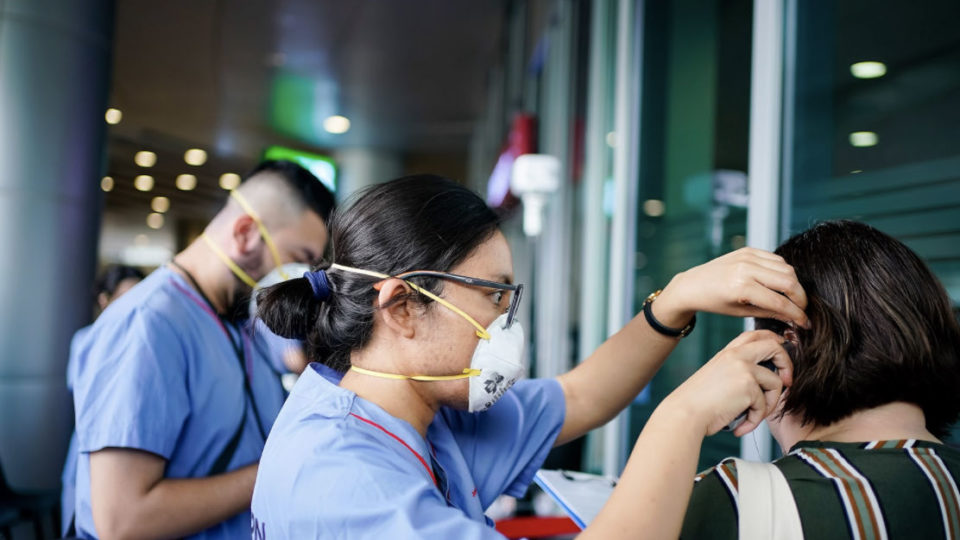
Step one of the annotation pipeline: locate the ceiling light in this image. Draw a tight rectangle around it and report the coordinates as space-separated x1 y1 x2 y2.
146 213 164 230
219 173 241 190
850 61 887 79
176 173 197 191
184 148 208 166
323 115 351 134
135 150 157 167
134 175 154 192
849 131 878 147
101 176 114 192
643 199 665 217
850 169 863 174
105 108 122 125
151 196 170 213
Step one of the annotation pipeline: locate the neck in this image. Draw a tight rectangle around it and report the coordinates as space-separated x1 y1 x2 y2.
171 239 235 315
784 401 939 450
340 347 439 437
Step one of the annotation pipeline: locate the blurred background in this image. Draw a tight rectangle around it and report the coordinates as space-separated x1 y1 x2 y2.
1 0 959 537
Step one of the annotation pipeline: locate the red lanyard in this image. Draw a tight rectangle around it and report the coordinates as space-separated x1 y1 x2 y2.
168 274 267 441
348 412 438 487
170 279 251 379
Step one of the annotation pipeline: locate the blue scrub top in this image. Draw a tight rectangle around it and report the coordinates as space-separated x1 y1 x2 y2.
251 363 566 539
71 266 287 539
60 325 91 535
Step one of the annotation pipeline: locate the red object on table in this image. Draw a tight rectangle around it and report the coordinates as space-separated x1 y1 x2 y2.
494 516 580 539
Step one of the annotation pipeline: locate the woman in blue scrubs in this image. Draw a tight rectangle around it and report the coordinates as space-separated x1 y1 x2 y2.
251 174 805 539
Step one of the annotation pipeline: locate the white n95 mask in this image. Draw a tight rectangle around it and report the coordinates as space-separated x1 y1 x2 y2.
348 312 527 413
467 313 525 412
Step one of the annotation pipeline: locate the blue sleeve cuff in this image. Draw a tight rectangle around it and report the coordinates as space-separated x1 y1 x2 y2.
503 378 566 498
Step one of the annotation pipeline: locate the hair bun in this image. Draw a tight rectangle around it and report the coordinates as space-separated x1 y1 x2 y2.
256 277 319 340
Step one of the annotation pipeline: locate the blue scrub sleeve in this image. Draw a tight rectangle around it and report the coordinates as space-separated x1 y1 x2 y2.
66 325 91 390
250 319 302 374
253 440 508 540
443 378 566 506
74 308 189 459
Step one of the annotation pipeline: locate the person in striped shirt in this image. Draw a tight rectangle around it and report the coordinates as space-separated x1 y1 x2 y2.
681 220 960 540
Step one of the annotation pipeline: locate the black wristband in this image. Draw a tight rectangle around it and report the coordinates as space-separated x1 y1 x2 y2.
642 290 696 338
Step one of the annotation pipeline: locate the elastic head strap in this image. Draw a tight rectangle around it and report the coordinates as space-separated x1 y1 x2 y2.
330 263 491 340
202 233 258 288
350 365 481 381
230 190 289 280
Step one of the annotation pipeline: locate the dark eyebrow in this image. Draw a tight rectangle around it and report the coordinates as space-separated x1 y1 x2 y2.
488 274 513 285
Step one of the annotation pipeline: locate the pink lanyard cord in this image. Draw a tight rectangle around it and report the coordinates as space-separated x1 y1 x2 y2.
348 412 438 487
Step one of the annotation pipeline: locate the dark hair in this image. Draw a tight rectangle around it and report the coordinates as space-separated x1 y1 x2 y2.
96 264 144 299
257 174 501 372
756 220 960 436
246 160 337 223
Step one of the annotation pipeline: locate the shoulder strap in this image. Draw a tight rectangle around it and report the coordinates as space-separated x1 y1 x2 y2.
732 458 804 540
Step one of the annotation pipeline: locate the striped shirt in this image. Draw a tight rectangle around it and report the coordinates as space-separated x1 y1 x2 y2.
681 440 960 540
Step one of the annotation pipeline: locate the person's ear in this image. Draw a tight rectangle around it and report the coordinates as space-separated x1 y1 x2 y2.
230 214 262 259
96 292 110 311
376 278 417 339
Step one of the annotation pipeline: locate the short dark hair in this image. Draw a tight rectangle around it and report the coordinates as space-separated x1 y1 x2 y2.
95 264 144 299
245 160 336 223
257 174 501 372
756 220 960 436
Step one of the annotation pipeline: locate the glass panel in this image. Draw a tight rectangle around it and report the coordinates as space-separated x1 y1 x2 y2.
628 0 754 470
786 0 960 440
578 0 620 474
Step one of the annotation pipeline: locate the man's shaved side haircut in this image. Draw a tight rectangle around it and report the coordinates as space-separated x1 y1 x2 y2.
242 160 336 224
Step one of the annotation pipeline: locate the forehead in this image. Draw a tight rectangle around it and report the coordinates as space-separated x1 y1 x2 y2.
449 230 514 282
276 211 329 253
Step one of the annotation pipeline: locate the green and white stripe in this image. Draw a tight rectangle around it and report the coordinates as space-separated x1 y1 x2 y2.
796 448 888 540
863 439 916 450
908 447 960 540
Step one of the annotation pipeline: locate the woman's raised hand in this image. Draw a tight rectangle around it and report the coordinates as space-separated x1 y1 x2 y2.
661 330 794 437
655 247 809 329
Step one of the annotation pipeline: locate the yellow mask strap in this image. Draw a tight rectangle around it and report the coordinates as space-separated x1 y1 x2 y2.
330 263 492 340
350 365 481 381
230 190 289 280
201 233 258 289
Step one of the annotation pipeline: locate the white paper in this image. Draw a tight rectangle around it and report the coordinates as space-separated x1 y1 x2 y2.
533 469 617 529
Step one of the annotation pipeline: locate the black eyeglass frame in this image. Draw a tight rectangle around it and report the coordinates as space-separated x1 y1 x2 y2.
393 270 524 329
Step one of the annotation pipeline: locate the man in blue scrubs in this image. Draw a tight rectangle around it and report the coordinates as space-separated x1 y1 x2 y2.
61 264 143 536
70 161 334 539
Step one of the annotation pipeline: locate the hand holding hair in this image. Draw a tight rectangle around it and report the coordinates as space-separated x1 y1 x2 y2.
661 329 794 437
652 247 810 331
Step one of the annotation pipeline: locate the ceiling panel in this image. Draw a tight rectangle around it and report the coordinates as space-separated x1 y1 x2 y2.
104 0 506 218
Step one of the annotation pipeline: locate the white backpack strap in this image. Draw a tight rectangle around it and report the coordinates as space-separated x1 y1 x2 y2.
732 458 804 540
